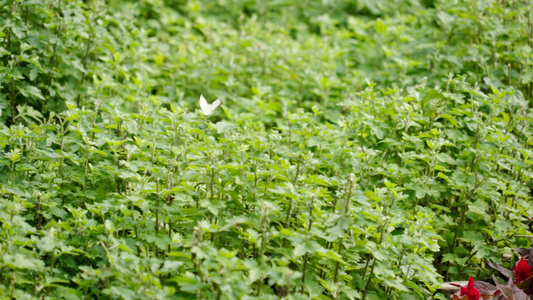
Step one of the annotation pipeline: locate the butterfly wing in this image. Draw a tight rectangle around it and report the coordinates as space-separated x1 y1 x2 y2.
199 95 209 112
211 99 220 110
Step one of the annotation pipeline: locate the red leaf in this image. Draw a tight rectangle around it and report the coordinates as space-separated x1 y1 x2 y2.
489 262 515 280
492 275 531 300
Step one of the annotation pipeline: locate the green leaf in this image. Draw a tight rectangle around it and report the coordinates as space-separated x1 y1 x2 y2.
4 254 45 271
19 85 44 100
405 281 423 298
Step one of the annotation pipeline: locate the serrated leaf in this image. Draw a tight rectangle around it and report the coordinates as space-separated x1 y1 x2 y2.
19 85 44 100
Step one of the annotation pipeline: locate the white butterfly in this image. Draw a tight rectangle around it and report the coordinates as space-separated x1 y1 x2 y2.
199 95 220 116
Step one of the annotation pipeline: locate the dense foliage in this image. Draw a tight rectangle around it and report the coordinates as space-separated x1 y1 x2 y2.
0 0 532 299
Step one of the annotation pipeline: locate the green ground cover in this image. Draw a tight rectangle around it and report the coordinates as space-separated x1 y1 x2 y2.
0 0 532 298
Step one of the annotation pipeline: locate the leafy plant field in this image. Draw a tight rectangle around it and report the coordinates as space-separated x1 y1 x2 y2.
1 0 532 299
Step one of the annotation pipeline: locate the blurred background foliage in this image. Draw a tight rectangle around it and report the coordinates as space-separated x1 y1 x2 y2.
2 0 531 123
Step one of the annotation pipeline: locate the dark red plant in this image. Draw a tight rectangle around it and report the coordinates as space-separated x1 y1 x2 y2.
458 277 480 300
451 237 533 299
514 258 533 283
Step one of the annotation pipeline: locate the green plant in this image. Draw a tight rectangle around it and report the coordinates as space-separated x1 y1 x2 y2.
1 0 532 299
